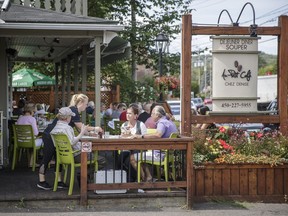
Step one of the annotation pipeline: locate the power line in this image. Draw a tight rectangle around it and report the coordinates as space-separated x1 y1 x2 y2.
259 37 276 44
240 3 288 25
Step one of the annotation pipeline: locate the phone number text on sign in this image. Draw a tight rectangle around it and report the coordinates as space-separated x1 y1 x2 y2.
221 102 252 108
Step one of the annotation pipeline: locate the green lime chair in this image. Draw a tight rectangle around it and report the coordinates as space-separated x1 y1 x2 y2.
12 124 42 171
137 132 179 191
51 133 98 195
104 120 124 135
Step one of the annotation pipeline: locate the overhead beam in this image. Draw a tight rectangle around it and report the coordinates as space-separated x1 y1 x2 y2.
191 115 279 124
0 29 104 38
192 26 281 36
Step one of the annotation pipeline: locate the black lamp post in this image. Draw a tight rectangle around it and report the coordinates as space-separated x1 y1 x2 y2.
155 33 169 101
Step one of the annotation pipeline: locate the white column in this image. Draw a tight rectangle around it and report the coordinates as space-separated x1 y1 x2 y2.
81 45 87 123
54 63 59 112
94 37 102 127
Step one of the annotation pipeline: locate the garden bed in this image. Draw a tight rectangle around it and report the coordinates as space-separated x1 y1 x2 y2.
193 163 288 203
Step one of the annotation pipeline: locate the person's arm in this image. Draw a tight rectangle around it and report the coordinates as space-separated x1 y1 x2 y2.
31 118 39 136
72 124 88 144
134 122 163 139
74 121 102 135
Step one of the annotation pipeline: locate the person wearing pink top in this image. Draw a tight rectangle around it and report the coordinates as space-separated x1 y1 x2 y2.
17 104 43 167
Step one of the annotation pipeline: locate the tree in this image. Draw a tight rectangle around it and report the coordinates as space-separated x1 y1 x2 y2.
88 0 193 80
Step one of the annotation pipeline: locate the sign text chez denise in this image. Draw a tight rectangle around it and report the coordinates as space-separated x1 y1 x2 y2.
219 38 254 51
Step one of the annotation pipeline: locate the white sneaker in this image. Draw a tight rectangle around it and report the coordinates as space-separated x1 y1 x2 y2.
137 189 145 193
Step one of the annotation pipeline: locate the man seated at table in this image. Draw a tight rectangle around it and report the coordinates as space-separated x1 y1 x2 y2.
131 105 178 182
50 107 89 163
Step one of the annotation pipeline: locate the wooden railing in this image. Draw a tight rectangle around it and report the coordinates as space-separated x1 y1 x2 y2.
79 137 194 209
12 0 87 16
13 88 118 112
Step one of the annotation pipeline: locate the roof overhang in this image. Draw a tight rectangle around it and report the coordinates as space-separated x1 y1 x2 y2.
0 3 127 63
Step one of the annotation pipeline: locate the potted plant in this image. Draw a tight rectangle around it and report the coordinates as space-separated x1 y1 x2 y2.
192 126 288 202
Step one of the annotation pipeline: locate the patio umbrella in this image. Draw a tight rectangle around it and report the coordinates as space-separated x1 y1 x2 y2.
12 68 55 87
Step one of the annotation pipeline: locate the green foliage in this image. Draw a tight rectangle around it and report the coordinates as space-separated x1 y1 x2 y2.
88 0 193 73
258 52 277 75
12 62 54 77
101 60 158 103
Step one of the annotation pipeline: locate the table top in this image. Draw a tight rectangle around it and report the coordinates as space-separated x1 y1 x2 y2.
81 135 122 140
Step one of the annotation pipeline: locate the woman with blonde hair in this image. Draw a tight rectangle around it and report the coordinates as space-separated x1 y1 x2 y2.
67 93 102 134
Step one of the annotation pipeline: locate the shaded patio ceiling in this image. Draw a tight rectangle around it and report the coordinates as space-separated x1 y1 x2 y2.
0 3 129 64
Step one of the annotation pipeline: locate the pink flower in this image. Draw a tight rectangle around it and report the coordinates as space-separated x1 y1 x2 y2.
219 126 226 133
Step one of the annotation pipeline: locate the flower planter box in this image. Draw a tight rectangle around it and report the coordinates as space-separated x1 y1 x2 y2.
193 164 288 203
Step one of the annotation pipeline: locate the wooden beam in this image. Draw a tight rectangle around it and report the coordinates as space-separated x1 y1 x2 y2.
278 16 288 135
192 26 281 36
181 14 192 136
191 115 279 124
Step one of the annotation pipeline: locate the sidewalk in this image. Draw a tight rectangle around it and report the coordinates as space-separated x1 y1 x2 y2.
0 202 287 215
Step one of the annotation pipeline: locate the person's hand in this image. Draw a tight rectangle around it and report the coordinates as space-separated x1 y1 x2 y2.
95 126 103 133
80 124 88 136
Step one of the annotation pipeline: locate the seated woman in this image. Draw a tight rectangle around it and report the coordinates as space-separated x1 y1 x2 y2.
16 104 43 167
132 105 178 182
118 104 147 182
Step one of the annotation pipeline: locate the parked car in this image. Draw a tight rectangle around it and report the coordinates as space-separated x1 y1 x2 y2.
266 98 278 114
264 99 279 130
166 100 197 121
204 98 212 110
167 100 197 111
216 123 264 132
204 98 212 105
191 97 204 110
170 106 181 121
166 100 181 121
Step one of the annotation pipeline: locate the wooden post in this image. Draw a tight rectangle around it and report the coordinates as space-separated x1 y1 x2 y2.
181 14 192 136
186 140 193 209
115 85 120 102
278 16 288 135
49 87 55 112
80 151 88 206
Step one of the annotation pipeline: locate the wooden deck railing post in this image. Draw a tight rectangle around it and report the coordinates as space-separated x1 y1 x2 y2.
186 140 194 209
80 151 88 206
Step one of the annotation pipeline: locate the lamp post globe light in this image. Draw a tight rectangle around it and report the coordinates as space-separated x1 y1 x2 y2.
155 33 169 101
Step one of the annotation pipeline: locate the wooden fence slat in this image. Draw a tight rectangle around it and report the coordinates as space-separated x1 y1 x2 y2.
230 169 240 195
213 169 222 195
257 168 266 195
248 168 257 195
284 168 288 195
222 169 231 195
204 170 213 195
274 168 284 194
195 170 205 196
266 168 274 195
240 169 248 195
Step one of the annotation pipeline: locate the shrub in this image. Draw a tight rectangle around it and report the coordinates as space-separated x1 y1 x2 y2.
193 126 288 166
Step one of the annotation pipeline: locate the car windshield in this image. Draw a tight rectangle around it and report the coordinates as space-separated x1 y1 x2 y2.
171 106 180 115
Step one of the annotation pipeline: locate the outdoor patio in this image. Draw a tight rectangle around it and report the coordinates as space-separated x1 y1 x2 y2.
0 164 186 212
